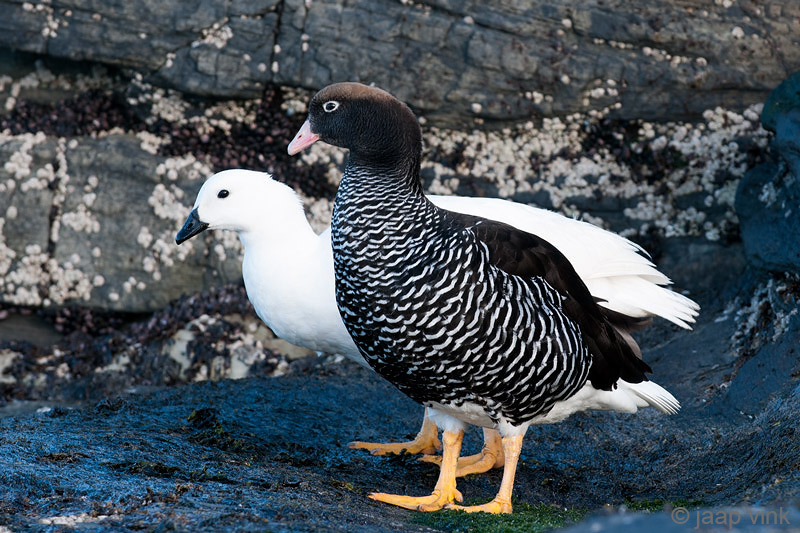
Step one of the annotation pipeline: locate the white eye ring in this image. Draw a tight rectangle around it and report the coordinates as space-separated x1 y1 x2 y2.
323 101 340 113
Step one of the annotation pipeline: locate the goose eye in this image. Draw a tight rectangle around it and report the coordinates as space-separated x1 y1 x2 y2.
217 189 229 199
323 101 340 113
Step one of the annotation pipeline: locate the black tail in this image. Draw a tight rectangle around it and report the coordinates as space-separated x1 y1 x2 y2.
596 302 653 360
584 304 653 389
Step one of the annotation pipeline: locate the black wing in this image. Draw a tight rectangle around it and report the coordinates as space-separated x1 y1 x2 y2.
446 210 651 390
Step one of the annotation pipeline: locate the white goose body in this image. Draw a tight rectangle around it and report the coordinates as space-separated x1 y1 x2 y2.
179 169 695 418
239 220 358 359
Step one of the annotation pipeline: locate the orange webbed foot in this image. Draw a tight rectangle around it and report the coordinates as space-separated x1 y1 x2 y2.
445 497 513 514
349 411 441 456
369 487 464 512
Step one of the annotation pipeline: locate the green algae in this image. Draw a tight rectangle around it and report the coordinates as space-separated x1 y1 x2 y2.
411 502 586 533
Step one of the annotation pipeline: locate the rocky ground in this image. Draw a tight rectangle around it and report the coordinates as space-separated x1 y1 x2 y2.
0 2 799 529
1 268 799 532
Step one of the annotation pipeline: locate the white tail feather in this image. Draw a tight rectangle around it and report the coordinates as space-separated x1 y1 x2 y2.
619 380 681 415
586 276 700 329
532 380 680 424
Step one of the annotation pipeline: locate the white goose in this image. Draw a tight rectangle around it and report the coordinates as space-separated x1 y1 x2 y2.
176 169 698 476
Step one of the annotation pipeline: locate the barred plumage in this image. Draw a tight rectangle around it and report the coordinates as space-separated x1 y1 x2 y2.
331 163 595 426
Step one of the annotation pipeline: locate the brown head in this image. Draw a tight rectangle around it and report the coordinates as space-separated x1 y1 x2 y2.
288 82 422 169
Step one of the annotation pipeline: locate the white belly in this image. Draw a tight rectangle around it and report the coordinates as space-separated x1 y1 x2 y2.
424 379 674 437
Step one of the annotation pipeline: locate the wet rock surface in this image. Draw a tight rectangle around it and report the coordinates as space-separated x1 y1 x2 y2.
1 266 800 531
0 362 434 531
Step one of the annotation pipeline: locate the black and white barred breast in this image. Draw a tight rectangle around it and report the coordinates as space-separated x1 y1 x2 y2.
331 169 592 427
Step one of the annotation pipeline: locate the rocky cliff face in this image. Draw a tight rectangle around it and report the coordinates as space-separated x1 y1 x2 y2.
1 1 797 312
0 54 774 312
1 0 797 126
0 60 318 312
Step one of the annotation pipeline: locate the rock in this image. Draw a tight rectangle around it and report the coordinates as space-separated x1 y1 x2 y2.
0 362 437 532
0 58 333 313
653 238 747 305
0 26 782 319
0 133 244 312
2 290 800 529
0 53 774 312
735 73 800 273
0 312 62 347
724 275 800 416
761 71 800 134
735 161 800 273
0 284 303 403
726 312 800 416
0 0 798 127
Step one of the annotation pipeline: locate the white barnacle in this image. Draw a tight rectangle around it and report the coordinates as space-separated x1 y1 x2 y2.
193 20 233 49
137 227 153 248
61 204 100 234
82 192 96 207
142 255 157 274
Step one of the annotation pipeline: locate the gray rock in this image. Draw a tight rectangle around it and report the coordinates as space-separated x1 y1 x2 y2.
736 82 800 273
0 63 771 312
0 18 781 314
0 134 243 312
0 0 798 127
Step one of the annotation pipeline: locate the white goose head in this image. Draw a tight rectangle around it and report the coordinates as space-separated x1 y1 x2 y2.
176 169 306 244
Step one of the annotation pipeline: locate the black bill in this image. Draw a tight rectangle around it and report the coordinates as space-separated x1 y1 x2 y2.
175 208 209 245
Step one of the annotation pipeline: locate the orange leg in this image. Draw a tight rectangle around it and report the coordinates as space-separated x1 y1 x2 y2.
419 427 504 477
446 434 523 514
369 429 464 511
349 409 442 456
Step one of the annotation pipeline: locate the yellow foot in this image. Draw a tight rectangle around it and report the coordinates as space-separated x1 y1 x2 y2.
349 412 442 456
419 449 505 477
348 436 441 456
446 498 513 514
419 428 504 476
369 488 464 511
